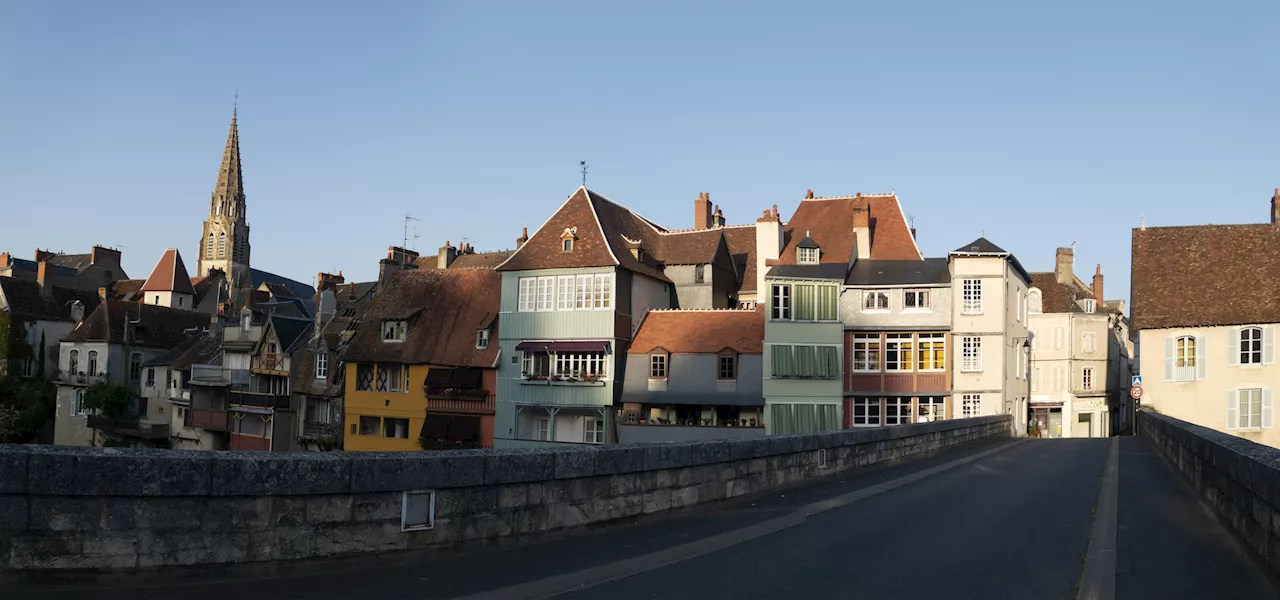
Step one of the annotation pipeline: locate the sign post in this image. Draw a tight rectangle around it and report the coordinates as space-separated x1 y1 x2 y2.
1132 375 1143 388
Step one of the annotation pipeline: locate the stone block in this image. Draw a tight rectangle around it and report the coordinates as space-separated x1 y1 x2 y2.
642 488 672 514
28 446 212 497
271 497 308 527
669 485 698 509
250 528 317 562
315 522 407 556
549 501 593 528
498 484 530 509
28 496 101 532
726 439 761 462
0 447 28 494
203 497 272 531
527 481 546 506
350 450 484 492
609 474 639 496
211 452 350 496
689 441 730 466
484 450 555 485
594 445 645 475
136 497 207 532
306 495 354 524
9 534 139 570
0 495 28 532
352 492 402 523
554 448 598 479
462 511 515 541
696 480 727 503
434 487 498 518
137 531 249 567
512 505 551 534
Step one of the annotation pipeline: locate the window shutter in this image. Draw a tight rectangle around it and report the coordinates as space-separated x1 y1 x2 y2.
1226 390 1238 430
1265 389 1275 429
1266 326 1276 365
1195 335 1207 380
1228 328 1240 367
1164 336 1174 381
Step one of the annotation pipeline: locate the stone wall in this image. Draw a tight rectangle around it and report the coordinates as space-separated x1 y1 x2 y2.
1138 410 1280 574
0 415 1009 574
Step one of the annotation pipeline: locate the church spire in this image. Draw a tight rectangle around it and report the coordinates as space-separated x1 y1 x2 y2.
210 110 245 221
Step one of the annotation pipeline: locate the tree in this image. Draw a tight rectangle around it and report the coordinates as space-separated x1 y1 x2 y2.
0 405 21 443
82 381 133 419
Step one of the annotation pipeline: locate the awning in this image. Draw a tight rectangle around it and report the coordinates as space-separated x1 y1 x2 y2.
446 416 480 441
547 341 610 353
420 415 450 439
424 369 453 387
424 367 484 389
514 341 551 352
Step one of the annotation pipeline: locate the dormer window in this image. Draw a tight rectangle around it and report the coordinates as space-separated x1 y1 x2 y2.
563 239 573 252
560 227 578 253
382 320 407 342
476 328 490 349
798 247 818 264
1082 299 1096 313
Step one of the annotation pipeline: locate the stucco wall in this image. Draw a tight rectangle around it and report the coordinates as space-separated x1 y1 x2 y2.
839 285 952 329
0 415 1010 576
621 353 764 406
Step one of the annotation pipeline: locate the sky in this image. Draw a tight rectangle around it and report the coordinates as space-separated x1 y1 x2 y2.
3 1 1280 303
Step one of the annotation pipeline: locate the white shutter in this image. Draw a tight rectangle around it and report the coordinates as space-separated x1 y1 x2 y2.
1195 335 1208 380
1265 389 1275 429
1265 326 1276 365
1164 336 1175 381
1228 328 1240 367
1227 390 1238 430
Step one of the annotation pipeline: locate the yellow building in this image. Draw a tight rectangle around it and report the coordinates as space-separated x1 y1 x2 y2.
343 362 429 451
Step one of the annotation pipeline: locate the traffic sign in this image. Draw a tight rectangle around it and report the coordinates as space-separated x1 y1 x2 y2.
1132 375 1143 387
1131 386 1143 400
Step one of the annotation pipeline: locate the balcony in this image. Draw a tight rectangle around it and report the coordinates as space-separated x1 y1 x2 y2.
86 415 170 440
189 365 250 389
59 373 108 386
229 391 291 410
230 433 271 451
251 354 288 374
187 409 230 432
425 392 496 415
301 421 340 439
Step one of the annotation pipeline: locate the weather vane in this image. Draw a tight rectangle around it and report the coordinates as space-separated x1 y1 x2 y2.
233 89 239 115
580 159 588 187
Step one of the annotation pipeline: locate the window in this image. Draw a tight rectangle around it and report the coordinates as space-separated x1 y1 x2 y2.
816 346 839 379
563 238 573 252
961 337 982 372
798 247 818 264
383 417 409 439
555 352 608 378
885 334 914 372
695 264 706 283
962 279 982 314
1083 333 1097 354
69 349 78 374
1034 366 1042 391
378 364 403 392
178 296 184 307
315 351 328 379
1082 299 1096 313
129 353 141 381
536 276 554 311
862 291 889 311
584 417 605 444
961 394 980 417
205 233 215 258
917 334 945 371
1028 289 1042 314
73 389 86 416
918 397 945 422
1082 368 1094 391
771 345 794 378
358 416 380 435
476 329 490 349
356 363 374 391
518 277 536 312
217 232 227 258
1173 335 1197 381
718 355 736 380
522 352 551 378
594 274 610 309
1228 388 1271 430
381 320 406 342
20 357 33 378
267 342 277 354
904 290 931 310
852 397 881 426
650 354 667 379
1240 327 1263 365
571 274 611 309
1054 327 1065 350
885 398 912 426
401 490 435 532
771 284 791 320
87 351 98 376
557 276 575 310
536 418 550 441
146 367 155 387
852 334 881 372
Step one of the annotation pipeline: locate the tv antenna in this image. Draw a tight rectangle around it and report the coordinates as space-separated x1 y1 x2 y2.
403 215 420 250
580 159 588 187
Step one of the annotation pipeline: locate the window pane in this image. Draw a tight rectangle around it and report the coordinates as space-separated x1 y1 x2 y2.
359 416 380 435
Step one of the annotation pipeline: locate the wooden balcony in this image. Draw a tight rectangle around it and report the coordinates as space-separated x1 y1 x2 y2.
228 391 291 410
251 354 288 375
425 390 496 415
86 416 170 440
187 409 230 432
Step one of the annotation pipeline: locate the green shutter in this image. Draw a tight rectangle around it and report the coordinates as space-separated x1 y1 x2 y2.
772 345 794 378
818 285 837 320
794 345 817 378
818 404 838 431
771 403 795 434
817 346 839 379
795 285 815 320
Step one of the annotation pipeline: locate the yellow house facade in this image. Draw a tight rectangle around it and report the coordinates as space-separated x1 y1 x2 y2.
343 362 427 451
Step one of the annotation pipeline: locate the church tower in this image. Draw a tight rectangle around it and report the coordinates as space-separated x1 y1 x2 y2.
197 111 253 304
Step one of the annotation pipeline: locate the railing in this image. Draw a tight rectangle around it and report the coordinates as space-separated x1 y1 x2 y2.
229 391 290 410
189 366 250 389
187 409 230 431
301 421 340 439
86 416 170 440
425 393 496 415
252 354 286 372
59 373 108 386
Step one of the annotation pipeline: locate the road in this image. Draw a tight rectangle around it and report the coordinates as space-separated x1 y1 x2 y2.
11 436 1280 600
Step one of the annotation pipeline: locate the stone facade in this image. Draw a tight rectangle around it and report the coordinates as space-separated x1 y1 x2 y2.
0 415 1009 576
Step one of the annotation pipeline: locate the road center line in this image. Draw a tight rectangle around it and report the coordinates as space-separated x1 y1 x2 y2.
1077 436 1119 600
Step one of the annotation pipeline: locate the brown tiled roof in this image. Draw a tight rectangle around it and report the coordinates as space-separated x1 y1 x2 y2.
775 194 921 265
293 288 374 397
414 255 439 269
64 301 211 349
110 280 145 301
342 269 501 367
450 250 515 270
142 333 219 368
0 278 101 322
1028 273 1119 315
141 249 197 295
655 229 724 266
629 309 764 354
1132 223 1280 330
721 227 758 293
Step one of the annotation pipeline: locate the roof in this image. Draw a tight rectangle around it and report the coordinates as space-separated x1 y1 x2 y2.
45 253 91 271
262 282 296 298
655 229 725 266
629 309 764 354
450 250 515 270
1028 272 1119 315
141 249 197 295
775 194 922 265
110 280 146 301
267 315 314 354
721 227 758 293
64 301 211 349
950 237 1032 283
4 257 77 277
0 278 102 322
249 268 315 299
142 333 219 368
335 281 377 303
766 263 850 281
846 258 951 286
1131 223 1280 330
293 286 376 397
343 268 501 367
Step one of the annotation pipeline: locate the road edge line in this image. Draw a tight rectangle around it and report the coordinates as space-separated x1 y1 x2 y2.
1077 436 1119 600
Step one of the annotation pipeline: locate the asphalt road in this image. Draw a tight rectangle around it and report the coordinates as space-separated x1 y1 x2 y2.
12 436 1280 600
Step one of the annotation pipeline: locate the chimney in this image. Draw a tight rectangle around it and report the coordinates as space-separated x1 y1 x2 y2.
805 189 814 199
36 260 52 297
69 300 85 323
437 240 458 270
755 206 785 298
1092 264 1104 302
316 271 345 293
517 227 529 248
852 207 871 260
0 252 9 269
910 227 917 241
1055 247 1074 284
97 281 114 300
694 192 712 230
315 289 337 339
34 249 54 263
1271 188 1280 224
712 206 726 228
90 245 121 267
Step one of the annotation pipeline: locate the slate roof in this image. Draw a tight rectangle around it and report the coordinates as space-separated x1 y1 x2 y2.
450 250 515 270
774 194 922 265
630 309 764 354
950 237 1032 283
249 268 315 299
64 301 211 349
141 249 197 295
267 315 314 354
4 257 77 277
292 288 375 398
45 253 92 271
343 268 501 367
846 259 952 286
0 278 101 321
335 281 377 303
766 263 851 281
1131 223 1280 330
721 227 759 293
142 333 219 368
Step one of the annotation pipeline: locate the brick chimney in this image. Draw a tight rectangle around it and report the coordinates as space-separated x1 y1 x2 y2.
317 271 346 293
36 260 52 298
437 240 458 270
805 189 815 199
516 227 529 248
34 249 54 262
1055 247 1074 284
694 192 713 230
1271 188 1279 224
852 207 871 260
1092 264 1104 302
0 252 9 269
90 245 121 267
712 206 726 228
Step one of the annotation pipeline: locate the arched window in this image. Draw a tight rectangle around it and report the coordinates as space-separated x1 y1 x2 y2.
1027 289 1043 314
73 389 86 416
1240 327 1263 365
87 350 98 376
206 233 215 259
69 349 79 374
217 232 227 258
130 352 142 381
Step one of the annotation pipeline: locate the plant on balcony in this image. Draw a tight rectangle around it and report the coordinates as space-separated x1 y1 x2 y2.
425 385 486 400
522 374 547 381
581 373 602 383
83 381 133 419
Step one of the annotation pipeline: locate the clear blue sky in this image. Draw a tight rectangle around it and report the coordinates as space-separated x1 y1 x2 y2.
3 1 1279 302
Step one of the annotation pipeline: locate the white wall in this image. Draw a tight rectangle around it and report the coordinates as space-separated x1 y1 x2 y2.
950 255 1029 430
630 274 671 338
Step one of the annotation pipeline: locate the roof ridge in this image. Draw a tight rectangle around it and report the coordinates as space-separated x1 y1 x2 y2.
648 308 758 312
658 224 755 234
583 187 670 234
1135 222 1274 231
805 192 897 201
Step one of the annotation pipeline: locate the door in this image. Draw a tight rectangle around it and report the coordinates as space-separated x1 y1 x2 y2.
1074 412 1093 438
1048 409 1063 439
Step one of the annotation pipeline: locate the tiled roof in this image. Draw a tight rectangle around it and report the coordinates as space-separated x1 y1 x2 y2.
1028 272 1118 315
654 229 724 266
721 227 758 293
64 301 211 349
629 309 764 354
249 268 315 299
293 288 375 397
141 249 197 295
45 253 91 271
1131 223 1280 330
142 333 219 368
953 237 1007 254
450 251 515 270
775 194 922 265
342 268 501 367
846 259 951 286
110 280 146 301
0 278 101 321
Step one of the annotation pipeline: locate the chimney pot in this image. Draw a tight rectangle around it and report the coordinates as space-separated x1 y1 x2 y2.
1092 263 1105 302
694 192 713 230
805 189 814 199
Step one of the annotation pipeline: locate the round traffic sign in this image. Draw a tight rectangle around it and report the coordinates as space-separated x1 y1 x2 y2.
1131 386 1143 399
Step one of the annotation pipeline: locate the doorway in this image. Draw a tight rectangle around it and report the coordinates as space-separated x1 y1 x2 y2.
1074 412 1093 438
